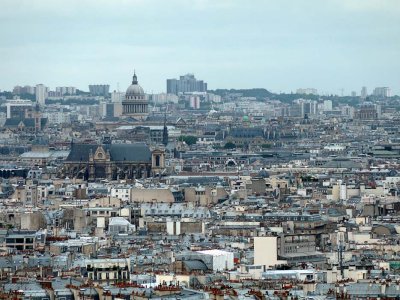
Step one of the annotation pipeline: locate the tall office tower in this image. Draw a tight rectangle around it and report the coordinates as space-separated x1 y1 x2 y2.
166 74 207 94
35 84 48 105
373 87 391 98
360 86 368 99
89 84 110 96
166 79 178 94
351 91 356 97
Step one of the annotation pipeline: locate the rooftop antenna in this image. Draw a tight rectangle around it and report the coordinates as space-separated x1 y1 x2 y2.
117 82 120 93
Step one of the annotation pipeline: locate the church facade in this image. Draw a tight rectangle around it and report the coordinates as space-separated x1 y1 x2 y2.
63 143 165 181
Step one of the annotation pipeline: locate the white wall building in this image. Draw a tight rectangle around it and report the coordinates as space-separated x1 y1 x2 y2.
56 86 76 95
5 99 33 118
152 93 179 104
196 249 234 271
35 84 48 105
254 236 287 268
189 95 201 109
373 87 391 97
110 186 132 201
111 91 125 103
323 100 332 111
44 111 71 124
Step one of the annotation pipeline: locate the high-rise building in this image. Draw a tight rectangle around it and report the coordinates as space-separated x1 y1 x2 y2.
360 86 368 99
167 74 207 94
13 85 36 95
351 91 356 97
189 95 201 109
35 84 48 105
372 87 391 98
290 99 318 117
56 86 76 95
89 84 110 96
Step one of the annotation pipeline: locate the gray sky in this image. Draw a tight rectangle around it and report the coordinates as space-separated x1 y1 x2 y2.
1 0 399 95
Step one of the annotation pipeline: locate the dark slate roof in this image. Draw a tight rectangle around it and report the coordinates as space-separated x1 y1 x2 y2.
4 118 23 126
183 260 208 271
146 115 183 124
346 283 381 296
230 127 265 138
66 143 152 162
322 158 361 169
102 116 120 122
4 118 47 128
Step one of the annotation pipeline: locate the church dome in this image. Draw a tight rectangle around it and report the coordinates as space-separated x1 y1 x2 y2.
122 71 149 119
126 72 144 96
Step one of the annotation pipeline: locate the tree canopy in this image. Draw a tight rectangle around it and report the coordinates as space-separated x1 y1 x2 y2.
178 135 197 146
224 142 236 149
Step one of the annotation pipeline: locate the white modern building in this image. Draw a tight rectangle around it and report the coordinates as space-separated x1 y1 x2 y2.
189 95 200 109
254 236 287 268
111 90 125 103
373 87 391 98
323 100 333 111
35 84 48 105
5 99 33 118
56 86 76 95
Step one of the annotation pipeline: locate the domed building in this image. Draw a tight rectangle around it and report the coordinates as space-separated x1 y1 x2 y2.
122 72 148 120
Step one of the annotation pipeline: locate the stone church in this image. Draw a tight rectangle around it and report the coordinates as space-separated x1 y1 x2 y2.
63 142 165 181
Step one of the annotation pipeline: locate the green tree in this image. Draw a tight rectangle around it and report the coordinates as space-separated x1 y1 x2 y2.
261 143 272 149
178 135 197 146
224 142 236 149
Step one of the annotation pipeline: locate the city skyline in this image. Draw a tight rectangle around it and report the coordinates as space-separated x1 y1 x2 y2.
0 0 399 95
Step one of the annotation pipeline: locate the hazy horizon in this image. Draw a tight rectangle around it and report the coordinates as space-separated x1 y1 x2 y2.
1 0 399 95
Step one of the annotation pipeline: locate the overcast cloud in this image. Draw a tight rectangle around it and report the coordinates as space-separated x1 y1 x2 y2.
0 0 399 95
